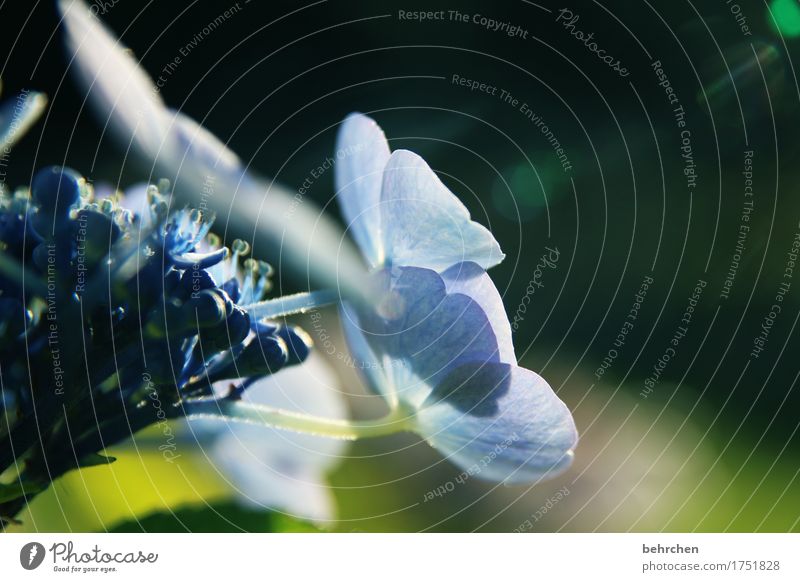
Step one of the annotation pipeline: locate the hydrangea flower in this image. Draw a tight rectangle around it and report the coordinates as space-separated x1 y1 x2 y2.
333 114 578 484
0 166 319 524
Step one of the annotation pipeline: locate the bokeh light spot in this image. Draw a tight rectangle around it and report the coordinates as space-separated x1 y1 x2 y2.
770 0 800 37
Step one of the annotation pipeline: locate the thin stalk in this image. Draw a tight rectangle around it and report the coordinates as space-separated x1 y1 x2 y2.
183 397 413 440
242 289 339 320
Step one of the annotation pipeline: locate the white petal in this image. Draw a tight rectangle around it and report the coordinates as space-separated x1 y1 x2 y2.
0 91 47 151
207 354 347 523
417 362 577 484
334 113 391 268
380 150 504 272
59 0 168 157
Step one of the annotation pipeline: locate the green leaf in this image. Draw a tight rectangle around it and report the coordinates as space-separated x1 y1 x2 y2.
107 501 320 533
0 480 46 503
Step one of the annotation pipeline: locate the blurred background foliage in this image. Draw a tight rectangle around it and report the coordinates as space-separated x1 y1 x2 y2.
2 0 799 531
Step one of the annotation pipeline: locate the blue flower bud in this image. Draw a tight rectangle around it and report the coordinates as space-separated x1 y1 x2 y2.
277 325 312 365
210 332 288 381
243 332 288 374
183 289 229 328
74 209 121 264
207 287 235 318
31 166 82 217
146 290 227 339
221 277 240 303
224 306 251 346
196 305 251 355
176 267 217 300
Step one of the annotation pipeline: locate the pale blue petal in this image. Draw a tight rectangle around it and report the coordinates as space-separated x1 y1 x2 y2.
440 261 515 364
380 150 505 272
168 110 245 182
212 447 337 523
206 355 346 523
334 113 390 268
416 362 577 484
344 266 503 408
0 91 47 151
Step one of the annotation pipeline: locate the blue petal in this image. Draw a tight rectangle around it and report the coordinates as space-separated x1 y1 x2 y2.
380 150 505 272
440 261 515 364
416 362 577 484
334 113 390 268
343 266 504 408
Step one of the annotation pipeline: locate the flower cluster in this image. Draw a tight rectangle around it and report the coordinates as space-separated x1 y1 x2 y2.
0 166 311 523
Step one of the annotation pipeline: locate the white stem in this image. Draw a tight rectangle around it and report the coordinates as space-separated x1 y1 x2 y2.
184 398 413 440
243 290 339 320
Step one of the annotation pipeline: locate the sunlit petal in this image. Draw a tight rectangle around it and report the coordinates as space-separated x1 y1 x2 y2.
417 362 577 484
380 150 505 271
334 112 391 268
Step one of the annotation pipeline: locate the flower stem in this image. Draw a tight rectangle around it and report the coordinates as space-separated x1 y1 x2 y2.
183 398 412 440
242 289 339 320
